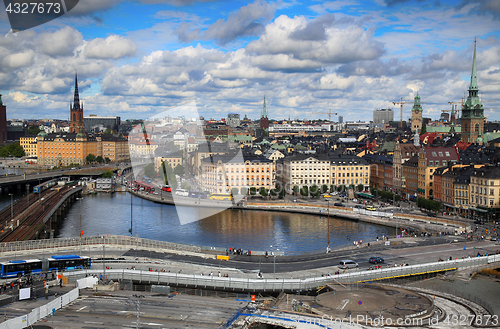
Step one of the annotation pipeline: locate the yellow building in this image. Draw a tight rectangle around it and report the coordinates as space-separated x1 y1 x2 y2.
96 135 130 163
469 166 500 218
36 132 97 167
20 136 37 157
330 155 370 188
200 155 274 194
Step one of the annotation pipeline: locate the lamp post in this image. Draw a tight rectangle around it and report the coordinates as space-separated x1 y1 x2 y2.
9 193 13 219
327 199 330 252
76 197 83 255
270 245 279 278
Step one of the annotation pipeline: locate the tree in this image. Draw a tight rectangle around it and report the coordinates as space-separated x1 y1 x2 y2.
300 186 309 198
420 122 427 135
270 189 278 197
173 164 185 177
250 187 257 196
357 184 364 192
102 170 113 178
330 185 336 193
104 128 112 135
310 185 319 198
104 157 111 163
321 184 328 194
240 187 249 196
293 185 299 195
5 143 25 157
231 188 239 196
180 182 191 190
28 125 41 135
259 187 268 197
95 156 104 163
86 154 96 164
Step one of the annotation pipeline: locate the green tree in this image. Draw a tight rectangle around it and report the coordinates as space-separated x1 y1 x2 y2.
6 143 25 157
104 157 111 163
250 187 257 196
330 185 336 193
95 156 104 163
300 186 309 197
310 185 319 198
180 182 191 190
321 184 328 194
102 170 113 178
86 154 96 164
28 125 41 135
357 184 364 192
420 122 427 135
293 185 299 195
173 164 185 177
104 128 112 135
259 187 268 197
270 188 278 197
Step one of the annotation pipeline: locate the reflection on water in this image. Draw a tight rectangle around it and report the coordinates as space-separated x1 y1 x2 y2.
56 193 393 255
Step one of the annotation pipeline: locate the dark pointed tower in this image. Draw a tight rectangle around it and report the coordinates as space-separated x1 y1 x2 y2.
70 72 85 134
461 38 484 143
260 96 269 136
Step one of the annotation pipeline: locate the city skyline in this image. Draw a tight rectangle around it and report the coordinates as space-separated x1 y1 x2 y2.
0 0 499 121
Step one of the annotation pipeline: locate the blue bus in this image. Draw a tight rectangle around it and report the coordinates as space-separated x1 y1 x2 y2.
0 255 91 278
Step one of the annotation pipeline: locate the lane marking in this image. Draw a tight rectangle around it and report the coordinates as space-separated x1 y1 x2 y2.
77 306 87 312
337 299 349 310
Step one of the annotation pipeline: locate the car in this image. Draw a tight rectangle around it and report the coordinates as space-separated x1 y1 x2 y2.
354 205 364 209
339 194 347 197
352 198 358 203
427 213 437 217
369 256 384 264
474 220 483 225
366 206 376 211
338 260 358 269
322 194 332 198
334 202 344 207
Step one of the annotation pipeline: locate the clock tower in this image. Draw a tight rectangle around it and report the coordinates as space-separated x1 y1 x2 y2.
461 39 484 144
411 93 423 133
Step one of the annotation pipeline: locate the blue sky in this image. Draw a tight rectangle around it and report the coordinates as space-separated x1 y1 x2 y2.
0 0 499 122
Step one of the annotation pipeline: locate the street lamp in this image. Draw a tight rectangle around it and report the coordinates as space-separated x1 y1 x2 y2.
327 199 330 252
9 193 13 219
76 197 83 255
270 245 279 278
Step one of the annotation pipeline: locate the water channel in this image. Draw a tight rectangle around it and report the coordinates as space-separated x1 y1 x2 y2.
52 192 394 255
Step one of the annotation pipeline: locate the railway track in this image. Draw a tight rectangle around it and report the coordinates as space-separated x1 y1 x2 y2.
0 186 73 242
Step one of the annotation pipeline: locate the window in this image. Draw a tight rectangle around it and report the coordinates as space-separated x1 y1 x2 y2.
490 189 495 196
490 199 494 206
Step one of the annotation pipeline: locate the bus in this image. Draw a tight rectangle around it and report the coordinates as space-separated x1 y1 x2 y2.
175 189 189 196
209 193 233 201
188 191 209 199
161 185 172 192
0 255 91 278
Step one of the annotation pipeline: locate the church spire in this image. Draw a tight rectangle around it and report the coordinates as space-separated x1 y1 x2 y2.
73 72 80 110
470 37 478 91
262 96 268 119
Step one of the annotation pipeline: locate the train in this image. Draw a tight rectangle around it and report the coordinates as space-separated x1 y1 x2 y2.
32 178 60 193
0 255 91 278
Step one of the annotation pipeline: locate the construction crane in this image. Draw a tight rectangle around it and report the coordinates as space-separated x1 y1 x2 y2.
393 97 427 128
312 109 338 124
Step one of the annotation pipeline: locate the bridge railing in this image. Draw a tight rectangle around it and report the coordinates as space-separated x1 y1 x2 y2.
61 254 500 292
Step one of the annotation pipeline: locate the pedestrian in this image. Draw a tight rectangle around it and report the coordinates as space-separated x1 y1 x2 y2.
59 278 63 288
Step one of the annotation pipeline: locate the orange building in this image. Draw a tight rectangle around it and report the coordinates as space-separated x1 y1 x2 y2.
37 132 97 167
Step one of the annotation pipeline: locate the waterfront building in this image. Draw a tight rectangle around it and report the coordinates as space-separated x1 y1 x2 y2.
95 135 130 162
392 142 420 194
200 154 274 194
402 155 419 200
417 147 460 199
282 154 331 188
461 40 485 144
410 94 423 133
154 146 183 172
330 155 370 188
20 135 38 157
36 132 98 167
373 108 394 124
128 140 158 158
469 165 500 219
363 154 393 191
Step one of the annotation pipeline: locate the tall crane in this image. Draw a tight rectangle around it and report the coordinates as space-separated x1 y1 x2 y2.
312 109 338 124
393 97 427 128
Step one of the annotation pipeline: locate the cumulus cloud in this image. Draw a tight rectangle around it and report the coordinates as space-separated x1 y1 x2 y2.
456 0 500 20
84 35 137 59
337 58 413 77
176 0 277 45
2 50 35 69
36 26 83 56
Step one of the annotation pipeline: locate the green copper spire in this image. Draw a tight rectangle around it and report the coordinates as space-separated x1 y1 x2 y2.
470 38 478 91
262 96 268 119
0 94 3 106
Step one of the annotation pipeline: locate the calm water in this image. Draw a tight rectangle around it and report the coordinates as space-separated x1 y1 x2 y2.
56 193 393 255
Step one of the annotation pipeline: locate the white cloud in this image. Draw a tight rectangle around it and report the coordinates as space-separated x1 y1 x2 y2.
84 35 137 59
36 26 83 56
2 50 35 69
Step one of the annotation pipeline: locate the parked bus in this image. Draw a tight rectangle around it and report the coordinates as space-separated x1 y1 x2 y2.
209 193 233 201
188 191 209 199
161 185 172 192
175 189 189 196
0 255 91 278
